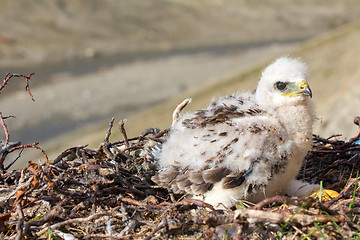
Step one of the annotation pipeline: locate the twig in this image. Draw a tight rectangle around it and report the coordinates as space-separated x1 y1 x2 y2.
4 148 24 170
15 203 24 240
144 218 168 240
0 175 33 203
119 119 130 149
172 98 191 127
36 212 106 237
251 195 303 210
0 112 13 146
325 176 360 208
234 209 343 225
120 197 146 206
52 145 88 165
0 142 48 165
0 141 21 169
24 205 64 234
0 73 36 101
178 198 215 211
84 233 144 239
104 117 115 143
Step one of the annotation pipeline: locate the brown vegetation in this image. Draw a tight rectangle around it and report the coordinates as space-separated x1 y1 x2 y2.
0 112 360 239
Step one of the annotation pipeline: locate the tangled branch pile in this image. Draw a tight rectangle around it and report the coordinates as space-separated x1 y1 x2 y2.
0 116 359 239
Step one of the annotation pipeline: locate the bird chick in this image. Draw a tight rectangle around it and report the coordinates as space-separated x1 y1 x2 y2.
152 57 319 209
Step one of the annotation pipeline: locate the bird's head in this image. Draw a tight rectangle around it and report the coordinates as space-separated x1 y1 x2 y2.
255 57 312 111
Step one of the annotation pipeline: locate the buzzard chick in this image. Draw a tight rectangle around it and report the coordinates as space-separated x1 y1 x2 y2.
152 57 319 208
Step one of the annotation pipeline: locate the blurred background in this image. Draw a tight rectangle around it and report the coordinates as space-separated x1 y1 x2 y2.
1 0 360 168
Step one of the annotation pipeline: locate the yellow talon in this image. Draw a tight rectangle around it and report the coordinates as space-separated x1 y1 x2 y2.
310 189 340 202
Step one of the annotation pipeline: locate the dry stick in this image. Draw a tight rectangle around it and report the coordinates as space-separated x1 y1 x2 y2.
15 203 25 240
330 198 360 211
36 212 106 237
251 195 303 210
171 98 191 127
0 176 33 203
24 206 64 234
101 118 116 159
0 73 36 101
1 143 49 163
179 198 215 211
0 112 11 146
104 117 115 143
119 119 130 149
52 145 87 165
325 176 360 208
84 233 144 239
144 218 168 240
4 148 24 170
120 197 146 206
234 209 343 225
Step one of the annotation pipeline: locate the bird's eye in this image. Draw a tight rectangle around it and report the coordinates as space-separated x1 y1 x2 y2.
275 82 287 91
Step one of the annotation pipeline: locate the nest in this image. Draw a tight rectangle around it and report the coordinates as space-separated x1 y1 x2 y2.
1 117 360 240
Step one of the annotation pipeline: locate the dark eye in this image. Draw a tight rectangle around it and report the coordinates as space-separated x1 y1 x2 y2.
275 81 287 91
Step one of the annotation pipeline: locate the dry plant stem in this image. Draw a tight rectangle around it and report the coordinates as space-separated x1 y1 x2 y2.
119 119 130 149
104 117 115 143
144 218 168 240
179 198 215 210
15 203 24 240
0 112 10 146
330 198 360 211
24 206 64 234
325 176 360 208
84 233 144 239
171 98 191 127
4 149 24 170
234 209 343 225
120 197 145 206
0 176 33 203
36 212 106 237
0 73 36 101
251 195 303 210
52 145 87 165
1 143 49 164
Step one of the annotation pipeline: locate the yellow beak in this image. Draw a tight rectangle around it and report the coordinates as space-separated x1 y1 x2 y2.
299 81 312 98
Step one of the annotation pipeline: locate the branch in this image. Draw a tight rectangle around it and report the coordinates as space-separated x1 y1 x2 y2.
0 73 36 101
119 119 130 149
15 203 24 240
36 212 106 237
0 112 14 146
104 117 115 143
0 143 49 170
234 209 343 225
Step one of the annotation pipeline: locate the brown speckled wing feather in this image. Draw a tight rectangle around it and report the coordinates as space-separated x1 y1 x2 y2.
152 166 252 195
182 104 262 129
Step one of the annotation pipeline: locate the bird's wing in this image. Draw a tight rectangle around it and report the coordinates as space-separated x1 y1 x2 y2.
152 166 253 196
181 93 261 128
182 103 263 129
154 94 289 196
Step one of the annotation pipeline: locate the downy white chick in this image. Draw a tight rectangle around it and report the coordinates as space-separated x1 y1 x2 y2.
152 57 320 208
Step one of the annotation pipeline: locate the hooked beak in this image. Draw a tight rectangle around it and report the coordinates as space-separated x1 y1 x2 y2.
299 81 312 98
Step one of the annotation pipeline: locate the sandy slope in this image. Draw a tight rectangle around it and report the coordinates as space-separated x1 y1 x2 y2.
1 0 360 69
